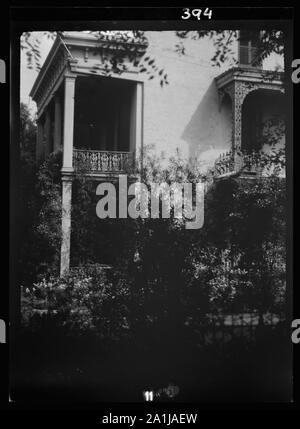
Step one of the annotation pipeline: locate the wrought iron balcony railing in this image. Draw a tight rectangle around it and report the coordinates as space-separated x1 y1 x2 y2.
213 150 263 178
241 152 263 174
214 151 235 177
73 149 133 173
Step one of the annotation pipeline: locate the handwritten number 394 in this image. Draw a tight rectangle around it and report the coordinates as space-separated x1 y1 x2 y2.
181 8 212 20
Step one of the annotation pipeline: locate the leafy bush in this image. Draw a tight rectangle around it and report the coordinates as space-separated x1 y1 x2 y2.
21 265 132 342
19 147 64 284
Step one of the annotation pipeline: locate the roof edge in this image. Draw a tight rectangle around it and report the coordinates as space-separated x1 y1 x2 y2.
29 35 63 101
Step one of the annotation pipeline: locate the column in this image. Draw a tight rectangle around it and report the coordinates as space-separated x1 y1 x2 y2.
60 176 73 276
130 82 143 170
54 94 62 152
62 74 76 173
36 119 44 162
44 109 51 158
232 83 243 170
60 74 76 276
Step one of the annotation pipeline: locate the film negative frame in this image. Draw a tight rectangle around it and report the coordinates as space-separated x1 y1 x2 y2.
3 3 299 415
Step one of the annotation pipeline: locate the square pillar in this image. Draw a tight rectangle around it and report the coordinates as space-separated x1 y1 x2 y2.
231 83 243 170
60 74 76 276
62 74 76 174
59 75 76 276
130 82 143 170
60 176 73 276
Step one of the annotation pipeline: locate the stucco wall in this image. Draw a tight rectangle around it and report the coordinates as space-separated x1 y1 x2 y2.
141 32 238 170
139 31 284 171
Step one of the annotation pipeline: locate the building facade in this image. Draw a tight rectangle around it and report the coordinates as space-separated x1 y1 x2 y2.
29 30 286 275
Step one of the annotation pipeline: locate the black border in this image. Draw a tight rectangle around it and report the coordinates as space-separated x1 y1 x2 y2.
3 4 298 414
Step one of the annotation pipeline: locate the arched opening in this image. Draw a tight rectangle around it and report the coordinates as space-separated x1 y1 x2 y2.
241 89 285 153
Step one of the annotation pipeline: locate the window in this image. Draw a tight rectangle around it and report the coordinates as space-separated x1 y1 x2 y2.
239 30 262 68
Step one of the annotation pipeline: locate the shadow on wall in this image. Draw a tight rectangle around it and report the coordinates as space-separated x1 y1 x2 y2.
182 80 232 169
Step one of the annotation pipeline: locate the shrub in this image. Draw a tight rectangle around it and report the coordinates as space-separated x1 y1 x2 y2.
21 265 131 342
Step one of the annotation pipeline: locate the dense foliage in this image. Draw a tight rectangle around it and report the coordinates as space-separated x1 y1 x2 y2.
20 139 286 348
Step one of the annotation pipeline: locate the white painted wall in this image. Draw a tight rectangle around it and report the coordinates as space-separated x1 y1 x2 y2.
138 32 283 171
141 32 238 170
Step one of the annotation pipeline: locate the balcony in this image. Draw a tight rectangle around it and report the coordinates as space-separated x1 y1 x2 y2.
213 151 235 177
213 150 263 179
73 149 133 174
